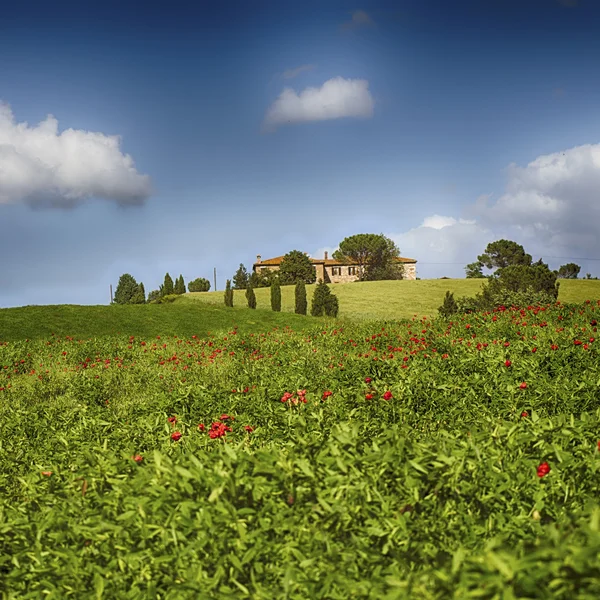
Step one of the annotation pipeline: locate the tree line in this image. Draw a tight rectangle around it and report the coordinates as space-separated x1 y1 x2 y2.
113 273 211 305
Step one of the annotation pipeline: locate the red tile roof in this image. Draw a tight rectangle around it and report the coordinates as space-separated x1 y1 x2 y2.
254 255 417 267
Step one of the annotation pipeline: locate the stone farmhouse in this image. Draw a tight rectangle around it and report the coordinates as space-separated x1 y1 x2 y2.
253 252 417 283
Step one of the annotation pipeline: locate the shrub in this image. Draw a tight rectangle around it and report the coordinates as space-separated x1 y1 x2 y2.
188 278 211 293
270 277 281 312
438 291 458 317
325 293 339 317
245 285 257 309
311 280 339 317
147 290 161 303
295 280 307 315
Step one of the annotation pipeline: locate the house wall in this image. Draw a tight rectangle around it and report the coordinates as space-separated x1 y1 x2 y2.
256 262 417 281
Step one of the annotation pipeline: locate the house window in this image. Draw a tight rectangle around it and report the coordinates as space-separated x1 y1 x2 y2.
348 267 357 276
332 267 341 276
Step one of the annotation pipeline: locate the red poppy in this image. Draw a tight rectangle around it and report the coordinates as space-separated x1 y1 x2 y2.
364 377 372 383
322 390 333 400
365 393 373 400
132 454 143 464
167 416 177 424
519 382 527 389
505 360 512 367
383 391 393 400
521 411 528 418
244 425 254 433
171 431 182 441
41 471 53 477
198 423 206 432
537 462 550 478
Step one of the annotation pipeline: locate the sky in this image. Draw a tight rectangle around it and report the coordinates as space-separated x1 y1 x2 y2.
2 0 600 307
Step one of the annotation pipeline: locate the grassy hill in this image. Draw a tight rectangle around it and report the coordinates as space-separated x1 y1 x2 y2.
185 278 600 321
2 279 599 343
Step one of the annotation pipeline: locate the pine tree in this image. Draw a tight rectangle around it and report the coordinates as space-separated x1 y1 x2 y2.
131 282 146 304
224 279 233 307
174 275 186 295
246 284 257 309
163 273 174 296
295 280 307 315
270 277 281 312
438 291 458 317
233 264 249 290
114 274 139 305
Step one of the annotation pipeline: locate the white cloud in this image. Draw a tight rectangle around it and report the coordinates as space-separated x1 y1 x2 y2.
282 64 316 80
0 102 151 209
262 77 374 132
341 10 375 30
386 142 600 278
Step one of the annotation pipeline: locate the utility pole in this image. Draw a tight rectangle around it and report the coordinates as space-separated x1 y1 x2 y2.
110 284 113 304
213 268 217 292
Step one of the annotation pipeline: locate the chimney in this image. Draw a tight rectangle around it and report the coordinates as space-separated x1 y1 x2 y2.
324 251 328 260
256 255 261 264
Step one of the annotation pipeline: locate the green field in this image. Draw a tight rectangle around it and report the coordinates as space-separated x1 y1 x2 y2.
1 300 600 597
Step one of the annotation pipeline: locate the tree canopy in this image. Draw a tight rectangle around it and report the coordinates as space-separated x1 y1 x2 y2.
557 263 581 279
188 278 211 292
279 250 316 285
233 264 249 290
114 274 139 305
333 234 402 281
477 240 532 270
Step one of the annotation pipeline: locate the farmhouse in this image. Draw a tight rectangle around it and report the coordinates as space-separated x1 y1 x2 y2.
253 252 417 283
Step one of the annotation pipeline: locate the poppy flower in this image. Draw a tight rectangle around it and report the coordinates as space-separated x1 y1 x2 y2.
244 425 254 433
132 454 143 464
382 391 393 400
171 431 182 441
322 390 333 400
521 411 528 418
41 471 53 477
537 462 550 478
168 416 177 424
505 360 511 367
364 377 372 383
519 382 527 389
198 423 206 432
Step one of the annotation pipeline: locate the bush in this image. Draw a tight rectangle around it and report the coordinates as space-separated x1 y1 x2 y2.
438 291 458 317
147 289 161 304
270 278 281 312
295 280 307 315
311 280 339 317
245 285 257 309
157 294 179 304
188 278 211 293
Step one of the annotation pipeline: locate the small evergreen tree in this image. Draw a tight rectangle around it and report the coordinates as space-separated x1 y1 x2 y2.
295 280 307 315
233 264 249 290
130 282 146 304
438 291 458 317
325 293 339 317
174 275 186 295
114 273 139 305
270 277 281 312
147 289 161 303
246 284 257 309
224 279 233 307
163 273 174 296
311 280 329 316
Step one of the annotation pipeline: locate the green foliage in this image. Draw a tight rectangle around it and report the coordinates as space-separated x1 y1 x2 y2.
249 268 278 288
224 279 233 307
333 233 401 281
130 282 146 305
188 277 211 292
557 263 581 279
2 302 600 596
465 261 485 278
279 250 317 285
233 264 249 290
487 262 559 299
311 280 339 317
270 277 281 312
114 274 139 305
163 273 174 296
173 275 186 295
156 293 179 304
245 284 257 309
295 279 307 315
438 290 458 316
477 239 532 270
146 289 161 304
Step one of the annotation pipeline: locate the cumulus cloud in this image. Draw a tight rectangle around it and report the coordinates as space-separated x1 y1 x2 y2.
0 102 151 209
262 77 374 132
340 10 375 30
386 142 600 278
282 64 316 80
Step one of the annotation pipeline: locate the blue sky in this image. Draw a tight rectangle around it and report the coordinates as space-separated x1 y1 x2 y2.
2 0 600 307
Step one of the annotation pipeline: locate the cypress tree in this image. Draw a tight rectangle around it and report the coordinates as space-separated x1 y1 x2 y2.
224 279 233 307
131 282 146 304
295 280 307 315
233 264 249 290
325 293 339 317
310 280 329 316
438 291 458 317
114 274 138 305
173 275 186 295
270 277 281 312
163 273 174 296
246 284 257 309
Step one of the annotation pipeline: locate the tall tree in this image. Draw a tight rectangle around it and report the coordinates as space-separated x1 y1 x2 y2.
295 280 307 315
332 233 401 281
174 275 186 295
465 261 485 278
130 282 146 304
279 250 316 285
163 273 174 296
224 279 233 307
557 263 581 279
233 264 249 290
477 240 532 270
245 284 257 309
270 276 281 312
114 274 138 305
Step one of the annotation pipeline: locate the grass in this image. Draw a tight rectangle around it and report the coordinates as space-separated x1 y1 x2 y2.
0 302 328 343
185 278 600 321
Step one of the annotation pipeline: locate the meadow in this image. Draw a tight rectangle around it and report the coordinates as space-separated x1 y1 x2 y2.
1 289 600 598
